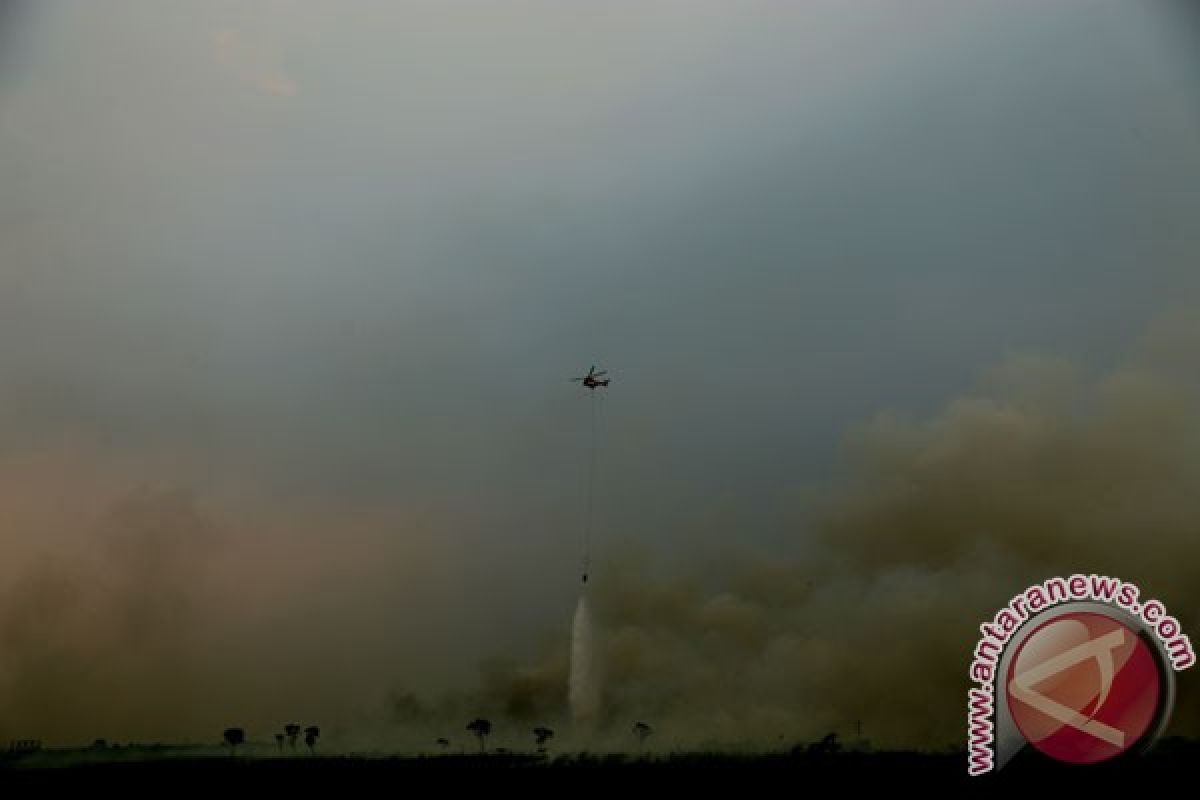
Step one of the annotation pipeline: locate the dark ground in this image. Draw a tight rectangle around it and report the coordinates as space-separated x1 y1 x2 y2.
3 740 1198 795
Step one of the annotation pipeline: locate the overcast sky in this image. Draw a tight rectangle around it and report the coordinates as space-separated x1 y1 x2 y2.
1 1 1199 744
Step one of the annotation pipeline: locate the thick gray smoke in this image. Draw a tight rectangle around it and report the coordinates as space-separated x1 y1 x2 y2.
0 452 475 747
430 309 1200 751
0 489 219 741
5 311 1200 752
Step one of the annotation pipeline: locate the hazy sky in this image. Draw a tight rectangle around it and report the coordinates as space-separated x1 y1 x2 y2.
1 1 1199 747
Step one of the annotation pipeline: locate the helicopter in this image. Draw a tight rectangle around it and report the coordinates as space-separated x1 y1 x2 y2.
571 365 610 389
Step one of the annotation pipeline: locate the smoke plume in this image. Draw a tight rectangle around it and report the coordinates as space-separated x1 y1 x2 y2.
4 311 1200 752
443 309 1200 751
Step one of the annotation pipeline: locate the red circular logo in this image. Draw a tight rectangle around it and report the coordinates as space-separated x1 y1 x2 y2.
1006 611 1161 764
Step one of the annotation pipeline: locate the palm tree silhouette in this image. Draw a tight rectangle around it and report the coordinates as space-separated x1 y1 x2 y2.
533 726 554 753
466 718 492 753
285 723 301 752
632 721 653 748
304 726 320 755
223 727 245 757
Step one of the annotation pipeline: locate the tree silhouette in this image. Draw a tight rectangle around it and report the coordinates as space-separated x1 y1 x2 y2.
304 726 320 755
466 718 492 753
807 732 842 755
533 726 554 753
632 721 653 748
223 727 245 757
274 733 285 754
285 723 301 752
435 737 450 751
